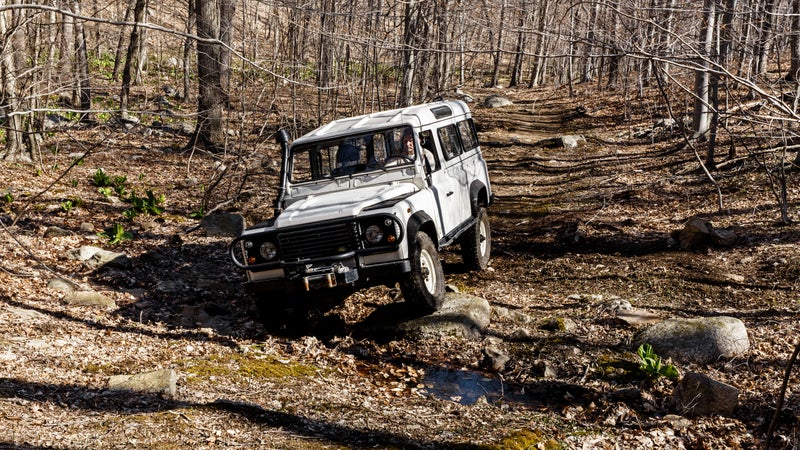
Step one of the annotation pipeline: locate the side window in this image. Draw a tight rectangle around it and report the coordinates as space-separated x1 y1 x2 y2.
290 150 313 182
291 145 334 182
371 133 387 166
437 125 463 161
457 119 478 152
418 130 440 171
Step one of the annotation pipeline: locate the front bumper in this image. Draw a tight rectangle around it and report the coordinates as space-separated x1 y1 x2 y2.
245 259 411 295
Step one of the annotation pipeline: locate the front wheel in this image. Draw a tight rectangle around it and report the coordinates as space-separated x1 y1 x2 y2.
400 231 445 313
460 207 491 271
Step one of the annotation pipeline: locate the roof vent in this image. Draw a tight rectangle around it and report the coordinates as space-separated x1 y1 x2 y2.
430 105 452 119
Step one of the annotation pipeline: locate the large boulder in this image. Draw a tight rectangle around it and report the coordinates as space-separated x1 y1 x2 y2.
108 369 177 397
483 95 513 108
634 316 749 364
400 293 491 339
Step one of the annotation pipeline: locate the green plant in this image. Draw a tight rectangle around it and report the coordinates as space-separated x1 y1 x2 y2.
99 223 133 245
92 168 112 187
60 197 84 213
2 192 12 204
98 186 114 197
637 344 679 380
189 207 205 219
123 189 165 219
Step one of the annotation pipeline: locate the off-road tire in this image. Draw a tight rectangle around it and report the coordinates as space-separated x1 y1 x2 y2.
460 207 491 271
400 231 445 313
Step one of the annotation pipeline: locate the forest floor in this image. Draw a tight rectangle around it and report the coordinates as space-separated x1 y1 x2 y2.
0 86 799 449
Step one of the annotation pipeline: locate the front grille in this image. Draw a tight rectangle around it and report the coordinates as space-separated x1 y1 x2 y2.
278 222 355 261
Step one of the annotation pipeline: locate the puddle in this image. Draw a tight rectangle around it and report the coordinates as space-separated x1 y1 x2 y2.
421 367 508 405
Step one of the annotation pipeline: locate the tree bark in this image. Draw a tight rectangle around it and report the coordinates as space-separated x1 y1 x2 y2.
0 8 31 163
191 0 225 152
693 0 716 140
72 1 93 124
120 0 147 116
789 0 800 82
399 0 418 105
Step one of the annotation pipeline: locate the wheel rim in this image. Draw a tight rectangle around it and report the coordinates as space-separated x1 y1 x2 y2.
419 248 437 293
478 219 488 257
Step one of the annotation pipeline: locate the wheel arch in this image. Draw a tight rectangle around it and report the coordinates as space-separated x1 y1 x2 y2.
469 181 491 216
406 211 438 248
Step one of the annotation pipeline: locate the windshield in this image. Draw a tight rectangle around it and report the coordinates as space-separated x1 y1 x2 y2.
290 126 417 183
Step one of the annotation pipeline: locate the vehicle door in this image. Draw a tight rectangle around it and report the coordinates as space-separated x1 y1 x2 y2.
429 123 471 240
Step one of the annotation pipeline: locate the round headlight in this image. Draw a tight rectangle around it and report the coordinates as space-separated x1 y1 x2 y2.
259 241 278 260
364 224 384 244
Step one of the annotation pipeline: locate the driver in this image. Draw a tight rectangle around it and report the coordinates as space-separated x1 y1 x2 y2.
385 130 415 166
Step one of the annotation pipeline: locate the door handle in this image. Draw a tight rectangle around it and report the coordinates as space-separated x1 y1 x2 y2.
446 191 454 197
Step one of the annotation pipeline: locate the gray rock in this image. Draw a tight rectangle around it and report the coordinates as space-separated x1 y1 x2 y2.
635 316 749 364
5 305 47 321
47 277 79 293
560 135 587 149
63 291 116 308
201 213 246 237
482 340 510 372
69 245 103 261
88 250 131 270
673 216 711 249
69 246 131 270
537 135 587 150
483 95 513 108
44 226 73 238
493 305 534 324
79 222 94 232
400 293 491 339
108 369 177 397
672 371 738 417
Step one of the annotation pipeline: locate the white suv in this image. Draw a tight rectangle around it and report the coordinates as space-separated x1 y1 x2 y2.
231 100 493 328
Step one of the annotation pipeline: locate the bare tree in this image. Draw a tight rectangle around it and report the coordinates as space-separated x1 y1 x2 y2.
191 0 226 152
0 8 30 163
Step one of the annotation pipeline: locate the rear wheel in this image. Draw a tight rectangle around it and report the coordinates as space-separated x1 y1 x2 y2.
460 207 491 271
400 231 445 313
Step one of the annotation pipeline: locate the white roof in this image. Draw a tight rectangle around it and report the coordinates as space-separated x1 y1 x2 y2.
292 100 471 145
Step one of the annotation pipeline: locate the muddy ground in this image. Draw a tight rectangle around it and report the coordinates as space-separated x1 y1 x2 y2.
0 86 799 449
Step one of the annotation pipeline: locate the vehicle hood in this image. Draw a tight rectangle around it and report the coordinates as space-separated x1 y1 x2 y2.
276 183 417 227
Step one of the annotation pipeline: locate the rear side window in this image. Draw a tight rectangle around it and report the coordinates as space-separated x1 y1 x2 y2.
437 125 462 161
457 119 478 152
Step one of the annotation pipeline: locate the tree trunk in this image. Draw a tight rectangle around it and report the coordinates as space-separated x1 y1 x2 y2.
693 0 716 140
753 0 776 76
399 0 417 105
191 0 225 152
582 0 599 84
112 0 134 81
490 0 506 87
509 5 526 87
183 0 196 101
72 1 93 124
529 0 550 87
120 0 147 116
0 9 31 163
219 0 234 107
789 0 800 82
